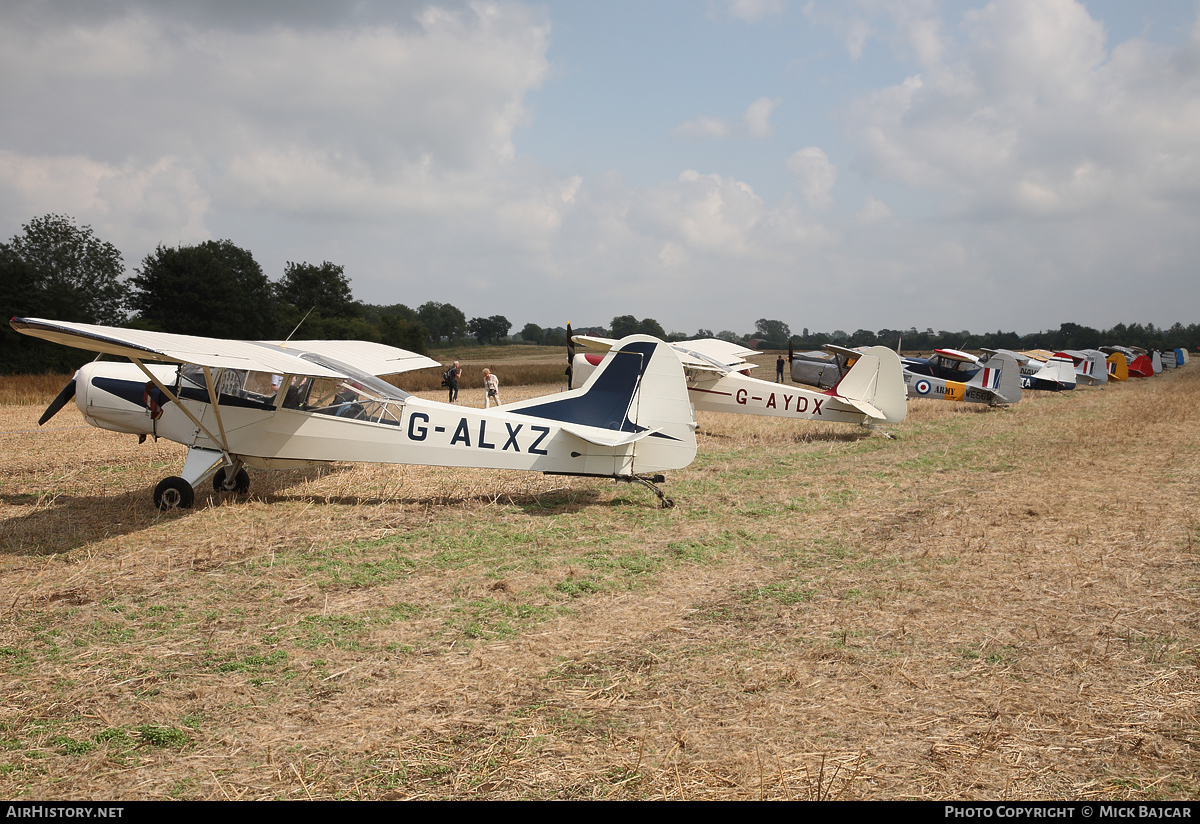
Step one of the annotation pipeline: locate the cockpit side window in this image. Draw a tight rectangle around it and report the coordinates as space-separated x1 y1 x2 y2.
282 376 314 409
176 365 280 409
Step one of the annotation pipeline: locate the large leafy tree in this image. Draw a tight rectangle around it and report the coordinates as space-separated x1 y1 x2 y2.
610 315 666 339
755 318 790 345
273 261 365 339
274 261 356 317
1 214 128 372
417 301 467 344
467 315 511 345
377 313 428 354
610 315 639 338
129 240 275 338
6 214 127 325
361 303 428 354
637 317 666 338
519 323 545 344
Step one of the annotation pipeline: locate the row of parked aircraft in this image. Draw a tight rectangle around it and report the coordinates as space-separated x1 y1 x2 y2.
9 317 1190 510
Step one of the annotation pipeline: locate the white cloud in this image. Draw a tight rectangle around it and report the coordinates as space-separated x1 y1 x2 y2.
856 195 893 224
672 116 733 138
638 170 766 255
0 3 552 225
722 0 786 24
803 1 946 65
786 147 837 208
658 241 688 267
743 97 780 137
4 1 1198 336
0 150 210 259
675 98 780 140
847 0 1200 221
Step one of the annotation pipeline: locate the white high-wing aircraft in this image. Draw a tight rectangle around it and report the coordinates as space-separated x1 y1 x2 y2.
571 336 907 426
11 318 698 509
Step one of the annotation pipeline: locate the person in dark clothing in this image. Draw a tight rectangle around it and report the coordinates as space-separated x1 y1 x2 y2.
445 361 461 402
776 354 785 383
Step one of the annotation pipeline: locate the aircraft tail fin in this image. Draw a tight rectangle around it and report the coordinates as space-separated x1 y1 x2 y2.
505 335 697 473
1127 353 1153 377
1037 355 1078 389
976 351 1023 404
829 346 907 423
1078 350 1108 385
1107 352 1129 381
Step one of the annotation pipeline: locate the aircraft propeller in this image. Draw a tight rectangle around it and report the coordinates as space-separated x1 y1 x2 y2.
38 378 77 426
787 339 794 365
566 322 575 389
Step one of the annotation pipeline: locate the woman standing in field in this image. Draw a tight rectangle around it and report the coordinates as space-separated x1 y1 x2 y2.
483 368 501 408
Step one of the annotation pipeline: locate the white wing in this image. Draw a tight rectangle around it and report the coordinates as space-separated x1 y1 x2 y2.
11 318 437 379
575 334 762 375
571 334 618 351
263 339 441 376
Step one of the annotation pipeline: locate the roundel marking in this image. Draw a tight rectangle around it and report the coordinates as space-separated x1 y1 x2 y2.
915 379 932 395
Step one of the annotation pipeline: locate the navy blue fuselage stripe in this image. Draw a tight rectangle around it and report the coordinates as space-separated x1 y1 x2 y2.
90 377 273 411
515 341 656 432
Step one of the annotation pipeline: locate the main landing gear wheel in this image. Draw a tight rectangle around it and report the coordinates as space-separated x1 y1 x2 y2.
153 477 195 510
212 467 250 494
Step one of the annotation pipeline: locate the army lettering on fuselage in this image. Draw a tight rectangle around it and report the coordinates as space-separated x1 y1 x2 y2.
732 387 824 416
407 413 551 455
936 381 965 401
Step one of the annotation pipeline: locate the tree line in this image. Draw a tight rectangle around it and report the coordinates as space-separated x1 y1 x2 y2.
2 214 1195 375
1 215 512 373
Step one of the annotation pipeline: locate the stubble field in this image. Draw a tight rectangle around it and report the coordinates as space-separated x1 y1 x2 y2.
0 365 1197 799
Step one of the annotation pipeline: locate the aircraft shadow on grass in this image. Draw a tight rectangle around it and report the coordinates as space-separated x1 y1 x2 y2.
0 473 612 556
1 489 169 556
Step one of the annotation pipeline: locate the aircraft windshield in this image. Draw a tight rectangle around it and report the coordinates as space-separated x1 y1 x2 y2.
280 375 402 425
179 365 281 407
296 353 411 401
179 355 411 426
936 357 972 373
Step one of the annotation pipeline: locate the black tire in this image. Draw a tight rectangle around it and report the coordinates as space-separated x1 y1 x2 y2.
153 477 195 510
212 467 250 493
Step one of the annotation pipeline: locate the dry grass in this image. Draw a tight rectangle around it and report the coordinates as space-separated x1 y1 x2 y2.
0 373 75 406
390 361 568 394
0 369 1198 799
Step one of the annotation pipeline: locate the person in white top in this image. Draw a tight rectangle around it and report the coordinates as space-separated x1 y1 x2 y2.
482 368 501 408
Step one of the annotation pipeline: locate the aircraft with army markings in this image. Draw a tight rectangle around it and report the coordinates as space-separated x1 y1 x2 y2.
902 349 1023 405
11 318 698 509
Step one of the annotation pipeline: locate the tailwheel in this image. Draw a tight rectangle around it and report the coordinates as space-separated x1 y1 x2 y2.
153 476 195 510
618 474 675 509
212 466 250 494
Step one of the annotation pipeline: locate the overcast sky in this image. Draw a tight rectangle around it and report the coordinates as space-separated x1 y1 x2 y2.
2 0 1198 336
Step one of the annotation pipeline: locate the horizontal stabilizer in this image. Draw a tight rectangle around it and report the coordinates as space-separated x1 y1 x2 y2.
838 397 888 420
560 424 656 447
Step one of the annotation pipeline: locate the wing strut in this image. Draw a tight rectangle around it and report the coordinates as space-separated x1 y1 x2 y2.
129 357 224 449
201 366 232 453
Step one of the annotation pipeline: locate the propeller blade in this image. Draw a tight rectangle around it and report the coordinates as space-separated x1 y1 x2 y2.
565 322 575 389
39 378 77 426
787 339 794 364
